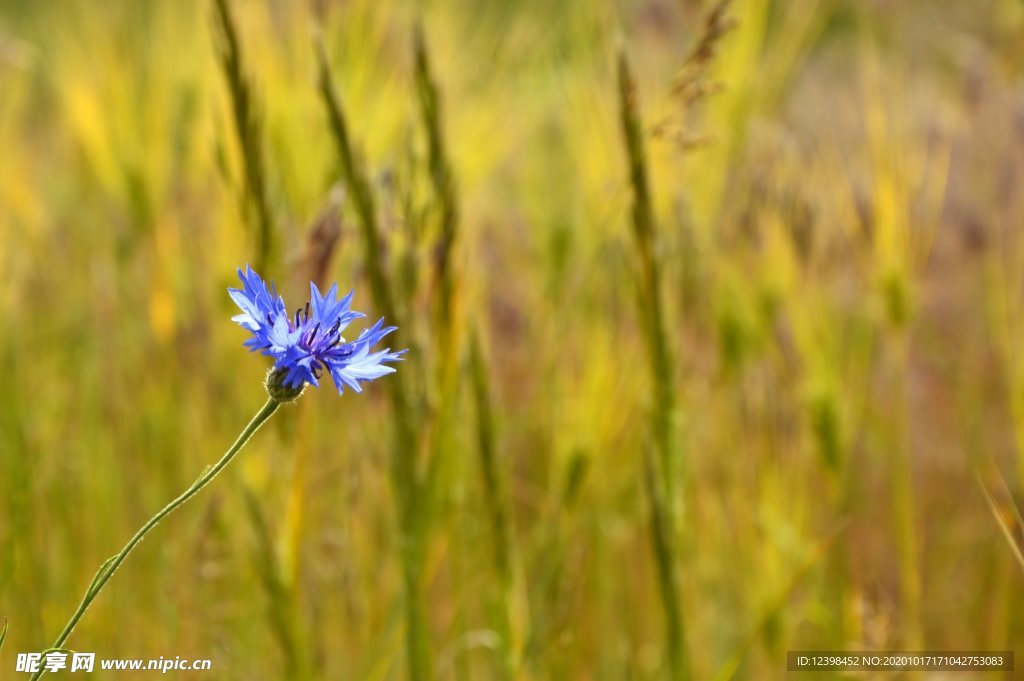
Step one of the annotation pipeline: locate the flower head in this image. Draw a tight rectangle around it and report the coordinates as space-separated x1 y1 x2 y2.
229 265 406 395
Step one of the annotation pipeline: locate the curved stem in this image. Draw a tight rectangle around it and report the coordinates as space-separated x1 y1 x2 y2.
30 398 281 680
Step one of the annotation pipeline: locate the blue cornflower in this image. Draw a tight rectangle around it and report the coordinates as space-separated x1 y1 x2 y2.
229 265 406 396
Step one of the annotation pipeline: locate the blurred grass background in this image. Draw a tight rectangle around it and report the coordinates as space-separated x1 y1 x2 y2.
2 0 1024 678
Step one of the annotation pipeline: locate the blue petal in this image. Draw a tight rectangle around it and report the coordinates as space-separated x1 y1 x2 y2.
230 266 406 395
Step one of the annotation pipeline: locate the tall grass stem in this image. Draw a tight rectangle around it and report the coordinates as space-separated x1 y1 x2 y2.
316 37 431 681
891 334 921 649
470 330 516 678
617 51 688 681
213 0 275 272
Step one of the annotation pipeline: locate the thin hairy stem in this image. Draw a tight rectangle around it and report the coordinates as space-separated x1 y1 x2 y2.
29 398 281 680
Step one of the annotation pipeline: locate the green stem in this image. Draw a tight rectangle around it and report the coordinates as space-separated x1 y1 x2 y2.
618 51 688 680
469 331 516 678
213 0 275 273
317 40 431 681
891 334 921 650
30 397 281 680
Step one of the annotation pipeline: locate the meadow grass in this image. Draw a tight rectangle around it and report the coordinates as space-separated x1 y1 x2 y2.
1 0 1023 679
